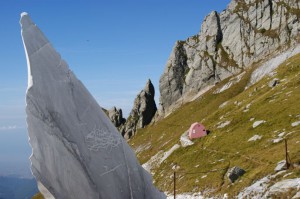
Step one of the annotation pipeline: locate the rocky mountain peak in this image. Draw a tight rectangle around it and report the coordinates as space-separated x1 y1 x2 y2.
199 11 222 44
144 79 155 96
122 79 157 139
108 106 125 128
158 0 300 117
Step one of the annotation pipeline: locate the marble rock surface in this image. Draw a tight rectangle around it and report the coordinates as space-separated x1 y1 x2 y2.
20 12 165 199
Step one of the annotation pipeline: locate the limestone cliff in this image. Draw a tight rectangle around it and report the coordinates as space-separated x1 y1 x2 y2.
159 0 300 117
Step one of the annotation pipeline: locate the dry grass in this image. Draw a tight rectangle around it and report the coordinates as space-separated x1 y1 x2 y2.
130 53 300 196
32 192 44 199
31 54 300 198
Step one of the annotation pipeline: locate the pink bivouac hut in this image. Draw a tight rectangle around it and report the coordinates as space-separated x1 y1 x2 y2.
188 122 207 139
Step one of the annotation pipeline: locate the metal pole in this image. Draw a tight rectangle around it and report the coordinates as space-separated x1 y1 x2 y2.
173 171 176 199
285 139 290 169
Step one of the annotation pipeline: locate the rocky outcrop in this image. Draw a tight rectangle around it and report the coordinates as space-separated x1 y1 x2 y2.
159 0 300 116
274 160 287 171
227 166 246 183
107 107 125 128
268 78 280 87
122 79 157 139
104 80 157 139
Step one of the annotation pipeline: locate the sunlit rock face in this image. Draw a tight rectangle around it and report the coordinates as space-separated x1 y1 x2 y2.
159 0 300 117
121 79 157 139
20 12 165 199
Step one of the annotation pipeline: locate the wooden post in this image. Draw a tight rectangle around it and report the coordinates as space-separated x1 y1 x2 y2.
285 139 290 169
173 171 176 199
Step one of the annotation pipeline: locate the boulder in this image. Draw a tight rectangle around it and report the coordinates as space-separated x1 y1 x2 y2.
180 131 194 147
274 160 287 172
227 166 246 183
268 78 280 87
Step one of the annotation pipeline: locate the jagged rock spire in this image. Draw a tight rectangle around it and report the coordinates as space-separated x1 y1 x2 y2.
122 79 157 139
108 106 126 127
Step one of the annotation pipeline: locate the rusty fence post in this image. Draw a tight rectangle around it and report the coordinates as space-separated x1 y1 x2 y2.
284 139 290 170
173 171 176 199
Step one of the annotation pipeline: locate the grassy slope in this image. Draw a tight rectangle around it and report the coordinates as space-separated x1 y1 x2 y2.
33 54 300 198
32 192 44 199
129 54 300 197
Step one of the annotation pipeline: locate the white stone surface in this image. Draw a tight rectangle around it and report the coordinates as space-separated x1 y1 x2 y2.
237 171 287 199
291 121 300 127
248 135 262 142
293 191 300 199
273 138 283 143
21 13 165 199
249 45 300 86
219 101 228 109
267 178 300 197
217 121 231 128
278 132 285 137
274 160 286 172
167 192 205 199
142 144 180 173
238 175 270 199
37 181 55 199
180 131 194 147
253 120 266 128
214 72 245 94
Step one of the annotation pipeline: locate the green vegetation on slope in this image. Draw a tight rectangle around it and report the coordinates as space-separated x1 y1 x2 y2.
32 192 44 199
130 53 300 197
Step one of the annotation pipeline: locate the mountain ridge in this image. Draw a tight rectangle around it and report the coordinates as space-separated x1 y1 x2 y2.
106 0 300 139
158 0 300 118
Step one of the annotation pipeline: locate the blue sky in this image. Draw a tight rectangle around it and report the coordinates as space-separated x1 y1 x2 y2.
0 0 230 177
